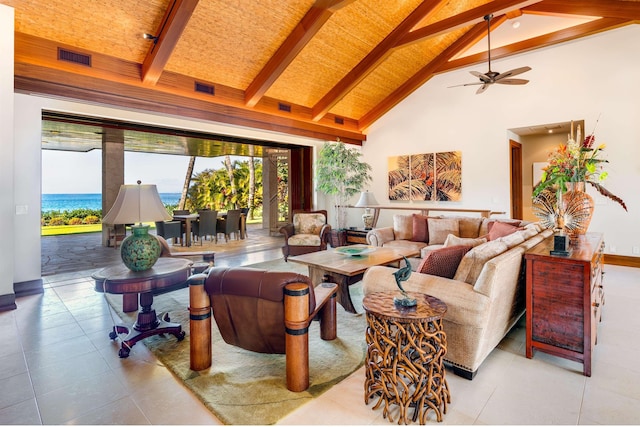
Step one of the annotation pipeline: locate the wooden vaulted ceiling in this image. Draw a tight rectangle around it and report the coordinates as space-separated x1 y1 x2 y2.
7 0 640 145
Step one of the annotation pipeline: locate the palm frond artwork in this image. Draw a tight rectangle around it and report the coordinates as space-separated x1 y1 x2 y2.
433 151 462 202
387 151 462 202
388 155 411 201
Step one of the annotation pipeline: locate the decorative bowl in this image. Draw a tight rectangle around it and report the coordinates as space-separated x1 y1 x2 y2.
335 246 376 256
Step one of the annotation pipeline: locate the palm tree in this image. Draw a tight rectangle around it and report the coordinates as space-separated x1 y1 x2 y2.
179 156 196 210
224 155 237 209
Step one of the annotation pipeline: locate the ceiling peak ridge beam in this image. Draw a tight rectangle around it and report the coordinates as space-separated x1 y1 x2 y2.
523 0 640 20
396 0 542 48
141 0 199 85
359 21 489 130
310 0 448 122
244 0 353 107
439 16 629 73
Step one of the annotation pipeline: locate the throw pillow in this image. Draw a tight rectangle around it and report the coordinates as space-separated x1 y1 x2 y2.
411 214 429 242
416 245 472 279
443 234 487 248
487 221 520 241
393 214 413 240
458 217 484 238
427 217 459 245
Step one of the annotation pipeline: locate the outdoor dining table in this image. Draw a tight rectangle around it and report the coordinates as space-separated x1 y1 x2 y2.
172 213 199 247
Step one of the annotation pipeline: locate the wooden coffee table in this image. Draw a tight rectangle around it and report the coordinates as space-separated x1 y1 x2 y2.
288 245 419 313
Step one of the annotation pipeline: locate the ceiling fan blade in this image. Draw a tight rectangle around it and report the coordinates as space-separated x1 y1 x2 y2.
470 70 491 83
495 78 529 85
448 82 485 88
494 66 531 81
476 84 490 94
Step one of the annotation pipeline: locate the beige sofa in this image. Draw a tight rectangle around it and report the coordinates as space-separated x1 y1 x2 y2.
362 221 552 379
366 214 528 269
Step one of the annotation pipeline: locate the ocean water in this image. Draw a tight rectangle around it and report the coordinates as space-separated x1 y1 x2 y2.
42 193 181 212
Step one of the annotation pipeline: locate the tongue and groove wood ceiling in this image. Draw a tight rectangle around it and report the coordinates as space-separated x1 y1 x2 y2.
6 0 640 144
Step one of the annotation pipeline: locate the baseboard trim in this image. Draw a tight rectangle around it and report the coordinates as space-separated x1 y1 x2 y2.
14 278 44 298
604 254 640 268
0 293 17 312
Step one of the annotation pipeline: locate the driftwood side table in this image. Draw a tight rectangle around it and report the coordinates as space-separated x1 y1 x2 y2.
363 291 449 424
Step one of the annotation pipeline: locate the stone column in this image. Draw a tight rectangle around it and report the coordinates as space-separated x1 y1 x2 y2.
101 128 125 246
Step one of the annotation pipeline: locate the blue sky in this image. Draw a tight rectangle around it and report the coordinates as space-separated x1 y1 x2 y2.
41 150 230 194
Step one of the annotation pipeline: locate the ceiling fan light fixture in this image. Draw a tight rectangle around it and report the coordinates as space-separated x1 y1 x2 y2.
448 13 531 94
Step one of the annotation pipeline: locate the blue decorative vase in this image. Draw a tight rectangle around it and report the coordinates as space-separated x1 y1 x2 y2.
120 225 162 272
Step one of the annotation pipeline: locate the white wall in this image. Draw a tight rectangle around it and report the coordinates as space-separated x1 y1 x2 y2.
1 5 15 300
361 25 640 257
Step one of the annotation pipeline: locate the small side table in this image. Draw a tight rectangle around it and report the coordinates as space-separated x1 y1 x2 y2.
93 258 191 358
363 291 449 424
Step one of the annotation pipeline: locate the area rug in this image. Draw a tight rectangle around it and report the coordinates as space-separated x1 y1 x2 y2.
106 258 366 425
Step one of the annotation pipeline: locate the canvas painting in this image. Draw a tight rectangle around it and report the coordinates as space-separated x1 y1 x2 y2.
388 151 462 202
388 155 410 201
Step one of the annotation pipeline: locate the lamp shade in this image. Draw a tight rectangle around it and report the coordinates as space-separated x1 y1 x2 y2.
103 183 171 225
354 191 379 207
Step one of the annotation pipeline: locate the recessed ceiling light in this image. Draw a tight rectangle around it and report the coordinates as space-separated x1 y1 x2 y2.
512 21 521 29
548 129 553 133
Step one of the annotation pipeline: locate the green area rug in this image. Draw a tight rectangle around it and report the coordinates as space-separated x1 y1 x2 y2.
106 258 366 425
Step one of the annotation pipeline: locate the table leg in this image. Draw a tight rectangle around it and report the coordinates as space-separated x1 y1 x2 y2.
111 291 186 358
308 266 360 314
184 219 192 247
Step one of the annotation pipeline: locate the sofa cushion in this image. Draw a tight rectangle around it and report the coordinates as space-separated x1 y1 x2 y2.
444 234 487 248
293 213 325 235
479 218 522 236
497 230 526 248
411 214 429 243
393 214 413 240
458 217 484 238
288 234 321 246
416 245 471 279
487 221 520 240
453 239 509 285
428 217 459 245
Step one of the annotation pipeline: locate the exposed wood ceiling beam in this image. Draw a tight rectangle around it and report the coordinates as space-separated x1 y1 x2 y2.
396 0 542 48
439 16 630 73
141 0 199 85
244 0 353 107
310 0 448 121
523 0 640 20
359 21 489 130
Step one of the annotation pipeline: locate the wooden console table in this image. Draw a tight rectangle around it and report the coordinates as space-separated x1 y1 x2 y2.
93 258 191 358
363 291 450 424
524 232 605 376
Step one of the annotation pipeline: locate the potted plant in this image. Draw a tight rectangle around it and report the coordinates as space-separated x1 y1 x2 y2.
315 140 372 244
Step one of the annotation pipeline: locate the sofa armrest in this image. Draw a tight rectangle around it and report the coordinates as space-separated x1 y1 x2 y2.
366 227 395 246
319 224 332 245
279 223 295 239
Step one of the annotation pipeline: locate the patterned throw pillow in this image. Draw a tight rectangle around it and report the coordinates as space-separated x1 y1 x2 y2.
294 213 325 235
416 245 472 279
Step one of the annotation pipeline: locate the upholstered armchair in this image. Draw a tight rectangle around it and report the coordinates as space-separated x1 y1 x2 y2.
188 267 338 392
279 210 331 261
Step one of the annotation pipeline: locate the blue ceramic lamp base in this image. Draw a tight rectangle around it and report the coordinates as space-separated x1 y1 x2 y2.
120 224 162 271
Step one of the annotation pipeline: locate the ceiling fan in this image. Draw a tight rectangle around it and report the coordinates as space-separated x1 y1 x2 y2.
450 14 531 94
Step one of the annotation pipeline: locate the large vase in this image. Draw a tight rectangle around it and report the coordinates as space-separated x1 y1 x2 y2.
561 182 595 243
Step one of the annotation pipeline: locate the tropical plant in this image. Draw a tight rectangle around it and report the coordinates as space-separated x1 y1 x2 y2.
533 124 627 211
315 140 372 229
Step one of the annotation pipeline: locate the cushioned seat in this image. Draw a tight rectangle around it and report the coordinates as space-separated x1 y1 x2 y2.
279 210 331 261
187 267 338 391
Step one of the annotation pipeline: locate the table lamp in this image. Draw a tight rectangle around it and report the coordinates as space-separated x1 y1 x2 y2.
354 191 379 230
102 181 172 271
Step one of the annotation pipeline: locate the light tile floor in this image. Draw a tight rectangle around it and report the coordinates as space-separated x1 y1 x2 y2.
2 231 640 424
